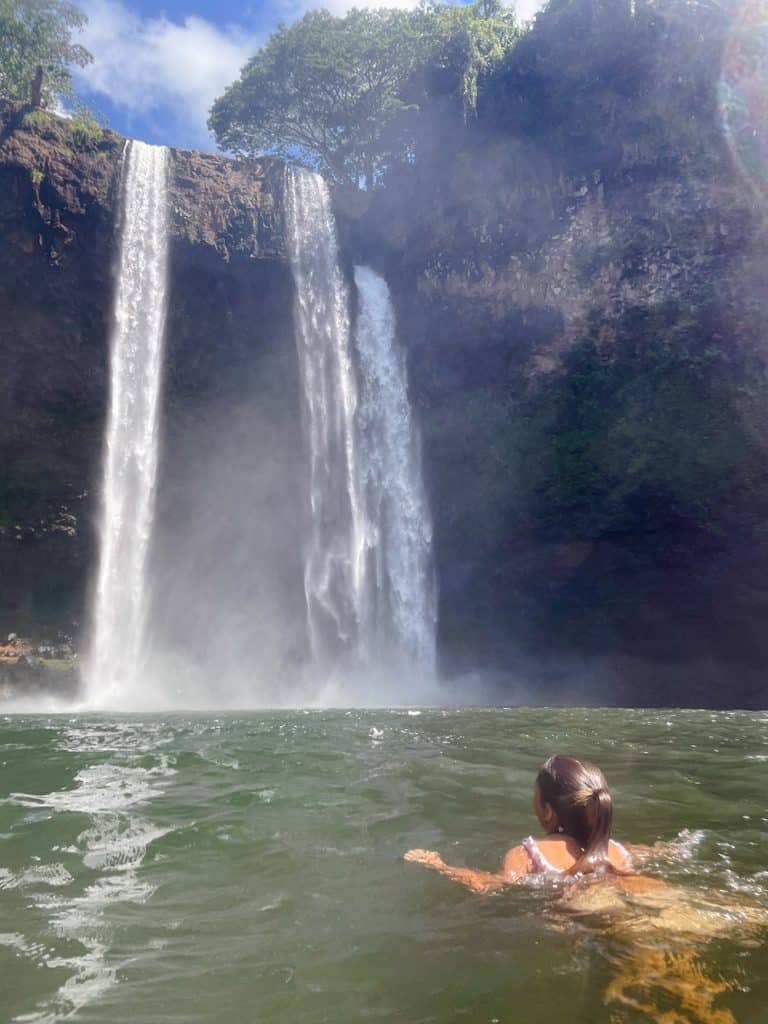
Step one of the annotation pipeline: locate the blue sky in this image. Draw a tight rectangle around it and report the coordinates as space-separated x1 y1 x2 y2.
72 0 545 151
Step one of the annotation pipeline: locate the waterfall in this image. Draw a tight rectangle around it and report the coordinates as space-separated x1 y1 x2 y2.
284 167 436 680
283 167 365 664
86 140 169 704
353 266 436 674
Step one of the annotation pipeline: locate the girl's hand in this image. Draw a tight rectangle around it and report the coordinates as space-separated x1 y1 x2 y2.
405 850 509 893
404 848 444 868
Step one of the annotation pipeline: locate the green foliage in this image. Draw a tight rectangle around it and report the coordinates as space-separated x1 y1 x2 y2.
29 166 43 186
0 0 92 106
208 1 520 187
426 0 519 118
209 8 426 187
21 104 56 136
69 102 104 151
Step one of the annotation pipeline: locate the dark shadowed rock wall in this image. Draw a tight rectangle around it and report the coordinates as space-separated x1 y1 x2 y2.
341 0 768 707
0 103 120 638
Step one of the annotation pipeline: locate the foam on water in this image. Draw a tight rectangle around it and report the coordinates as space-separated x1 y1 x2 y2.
6 723 174 1022
0 933 48 960
15 865 74 889
12 764 167 814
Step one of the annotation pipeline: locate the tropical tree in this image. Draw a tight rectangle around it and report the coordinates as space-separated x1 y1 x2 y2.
208 2 520 188
0 0 92 106
428 0 520 117
209 8 428 189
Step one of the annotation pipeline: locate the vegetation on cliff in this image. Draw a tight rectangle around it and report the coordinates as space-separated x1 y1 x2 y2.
209 1 520 188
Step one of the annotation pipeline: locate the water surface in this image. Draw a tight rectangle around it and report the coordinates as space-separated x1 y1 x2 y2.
1 708 766 1022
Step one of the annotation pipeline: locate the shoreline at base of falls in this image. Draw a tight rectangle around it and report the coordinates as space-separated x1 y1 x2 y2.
0 634 79 702
0 654 79 703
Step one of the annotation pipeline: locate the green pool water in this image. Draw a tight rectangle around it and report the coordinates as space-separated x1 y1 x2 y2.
1 707 766 1023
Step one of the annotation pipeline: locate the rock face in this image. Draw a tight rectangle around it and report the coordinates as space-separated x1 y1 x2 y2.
0 102 303 666
343 6 768 707
0 102 121 640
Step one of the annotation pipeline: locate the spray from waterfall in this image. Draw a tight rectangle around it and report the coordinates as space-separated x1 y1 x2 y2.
86 140 169 705
284 167 436 686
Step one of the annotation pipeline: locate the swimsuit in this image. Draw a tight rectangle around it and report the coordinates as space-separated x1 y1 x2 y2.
521 836 630 875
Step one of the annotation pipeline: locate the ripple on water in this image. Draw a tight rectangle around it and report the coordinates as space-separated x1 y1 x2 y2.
15 864 75 889
3 723 176 1023
11 763 170 815
1 709 766 1024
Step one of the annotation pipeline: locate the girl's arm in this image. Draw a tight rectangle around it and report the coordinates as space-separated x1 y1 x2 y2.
404 847 527 893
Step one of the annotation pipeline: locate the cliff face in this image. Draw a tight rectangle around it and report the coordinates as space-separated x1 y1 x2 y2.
345 5 768 707
0 103 119 639
0 102 303 657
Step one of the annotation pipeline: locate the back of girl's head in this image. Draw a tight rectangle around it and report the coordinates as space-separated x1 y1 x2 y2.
536 755 615 875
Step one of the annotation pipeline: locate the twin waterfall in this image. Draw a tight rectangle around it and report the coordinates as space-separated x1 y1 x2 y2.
283 170 364 665
284 168 435 681
353 266 435 674
87 153 434 705
86 141 169 704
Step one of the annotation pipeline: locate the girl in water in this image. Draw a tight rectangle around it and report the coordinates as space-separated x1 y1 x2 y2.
406 754 767 1024
405 754 635 892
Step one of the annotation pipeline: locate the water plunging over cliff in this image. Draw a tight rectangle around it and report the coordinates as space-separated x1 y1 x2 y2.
86 141 169 704
353 266 436 673
284 167 435 682
284 167 364 665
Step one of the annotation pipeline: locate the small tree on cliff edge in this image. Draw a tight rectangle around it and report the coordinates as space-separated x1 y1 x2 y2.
208 2 520 189
0 0 92 107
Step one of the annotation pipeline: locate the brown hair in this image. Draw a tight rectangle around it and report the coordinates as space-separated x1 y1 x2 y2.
536 754 626 876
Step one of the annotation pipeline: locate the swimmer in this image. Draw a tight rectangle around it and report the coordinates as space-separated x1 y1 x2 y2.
405 754 652 893
406 754 768 1024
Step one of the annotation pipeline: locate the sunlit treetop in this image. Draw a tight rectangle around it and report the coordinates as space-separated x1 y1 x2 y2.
208 1 521 189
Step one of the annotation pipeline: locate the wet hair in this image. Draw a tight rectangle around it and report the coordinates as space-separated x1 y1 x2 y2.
536 754 625 876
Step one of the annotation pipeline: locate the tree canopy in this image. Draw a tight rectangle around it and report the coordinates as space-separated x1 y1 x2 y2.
208 1 521 189
0 0 92 106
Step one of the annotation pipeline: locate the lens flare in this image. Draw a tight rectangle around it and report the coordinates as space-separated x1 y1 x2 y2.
720 0 768 201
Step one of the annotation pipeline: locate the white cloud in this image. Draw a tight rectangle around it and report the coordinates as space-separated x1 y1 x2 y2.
513 0 546 22
74 0 262 147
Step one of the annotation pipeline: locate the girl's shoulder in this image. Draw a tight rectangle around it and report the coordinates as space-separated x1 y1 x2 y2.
504 841 536 876
504 836 632 876
505 835 580 875
608 839 632 869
